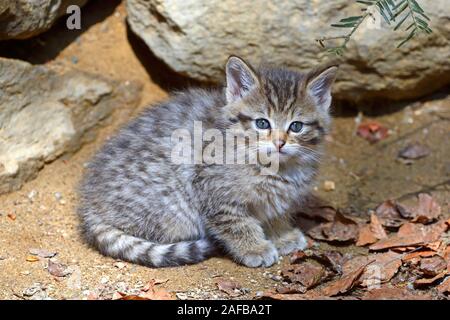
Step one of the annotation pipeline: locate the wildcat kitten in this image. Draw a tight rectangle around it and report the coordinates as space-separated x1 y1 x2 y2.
78 56 338 268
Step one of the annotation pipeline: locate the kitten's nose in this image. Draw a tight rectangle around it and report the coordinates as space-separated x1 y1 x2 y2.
274 139 286 151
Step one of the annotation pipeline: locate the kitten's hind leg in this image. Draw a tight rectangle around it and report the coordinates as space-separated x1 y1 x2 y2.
207 210 279 268
265 217 308 256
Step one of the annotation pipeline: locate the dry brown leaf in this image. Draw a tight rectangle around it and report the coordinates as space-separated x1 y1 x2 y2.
135 279 174 300
414 272 447 286
418 256 447 277
375 200 400 219
142 278 169 291
362 252 402 286
374 200 406 228
410 193 441 224
139 288 174 300
369 220 448 251
309 250 345 274
356 214 387 246
112 292 127 300
362 287 433 300
47 260 71 277
112 292 151 300
357 121 389 143
342 251 402 287
402 250 437 262
444 246 450 273
370 236 418 251
300 205 336 222
289 251 307 264
424 241 443 252
112 280 174 300
290 249 345 274
215 279 243 297
437 277 450 294
323 212 359 241
257 290 329 300
276 284 307 294
370 214 388 239
308 211 359 242
320 261 373 296
356 225 378 246
281 260 327 289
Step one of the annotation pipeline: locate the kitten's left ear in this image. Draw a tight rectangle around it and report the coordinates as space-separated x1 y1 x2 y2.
225 56 260 104
305 64 339 111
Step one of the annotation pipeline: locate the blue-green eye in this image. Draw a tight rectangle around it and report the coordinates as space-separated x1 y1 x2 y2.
289 121 303 133
255 118 271 130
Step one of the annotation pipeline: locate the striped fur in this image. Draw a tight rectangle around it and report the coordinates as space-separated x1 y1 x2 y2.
77 57 338 268
82 221 213 267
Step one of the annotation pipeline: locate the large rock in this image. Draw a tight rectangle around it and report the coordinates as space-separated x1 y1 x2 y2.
0 0 88 40
127 0 450 102
0 58 142 194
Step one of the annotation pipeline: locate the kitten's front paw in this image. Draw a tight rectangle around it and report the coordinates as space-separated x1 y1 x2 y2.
276 228 308 256
238 241 279 268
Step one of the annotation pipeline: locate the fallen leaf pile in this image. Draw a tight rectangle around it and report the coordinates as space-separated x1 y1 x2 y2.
261 193 450 300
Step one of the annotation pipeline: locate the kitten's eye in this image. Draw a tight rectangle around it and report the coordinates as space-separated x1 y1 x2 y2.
289 121 303 133
255 118 271 130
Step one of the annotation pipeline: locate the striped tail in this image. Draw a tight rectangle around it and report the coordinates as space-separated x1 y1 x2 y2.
83 223 214 267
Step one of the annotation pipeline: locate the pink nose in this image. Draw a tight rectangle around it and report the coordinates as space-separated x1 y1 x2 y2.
274 139 286 151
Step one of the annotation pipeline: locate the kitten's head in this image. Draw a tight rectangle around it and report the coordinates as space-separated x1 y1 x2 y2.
224 56 338 167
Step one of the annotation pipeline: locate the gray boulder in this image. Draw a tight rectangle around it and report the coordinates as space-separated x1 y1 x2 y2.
0 58 142 194
127 0 450 102
0 0 88 40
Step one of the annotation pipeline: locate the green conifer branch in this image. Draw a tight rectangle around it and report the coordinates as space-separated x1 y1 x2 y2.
317 0 432 55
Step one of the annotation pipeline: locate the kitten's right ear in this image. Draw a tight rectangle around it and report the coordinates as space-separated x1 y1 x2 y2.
305 64 339 112
225 56 259 104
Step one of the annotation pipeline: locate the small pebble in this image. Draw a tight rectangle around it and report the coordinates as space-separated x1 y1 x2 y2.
54 192 66 205
176 292 188 300
270 274 283 282
100 276 109 284
27 190 38 202
114 261 126 269
323 180 335 191
23 283 46 298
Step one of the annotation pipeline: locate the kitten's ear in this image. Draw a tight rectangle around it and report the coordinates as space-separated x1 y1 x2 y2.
225 56 259 103
305 64 339 111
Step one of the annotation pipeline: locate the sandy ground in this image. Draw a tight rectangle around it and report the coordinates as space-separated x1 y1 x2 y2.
0 1 449 300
